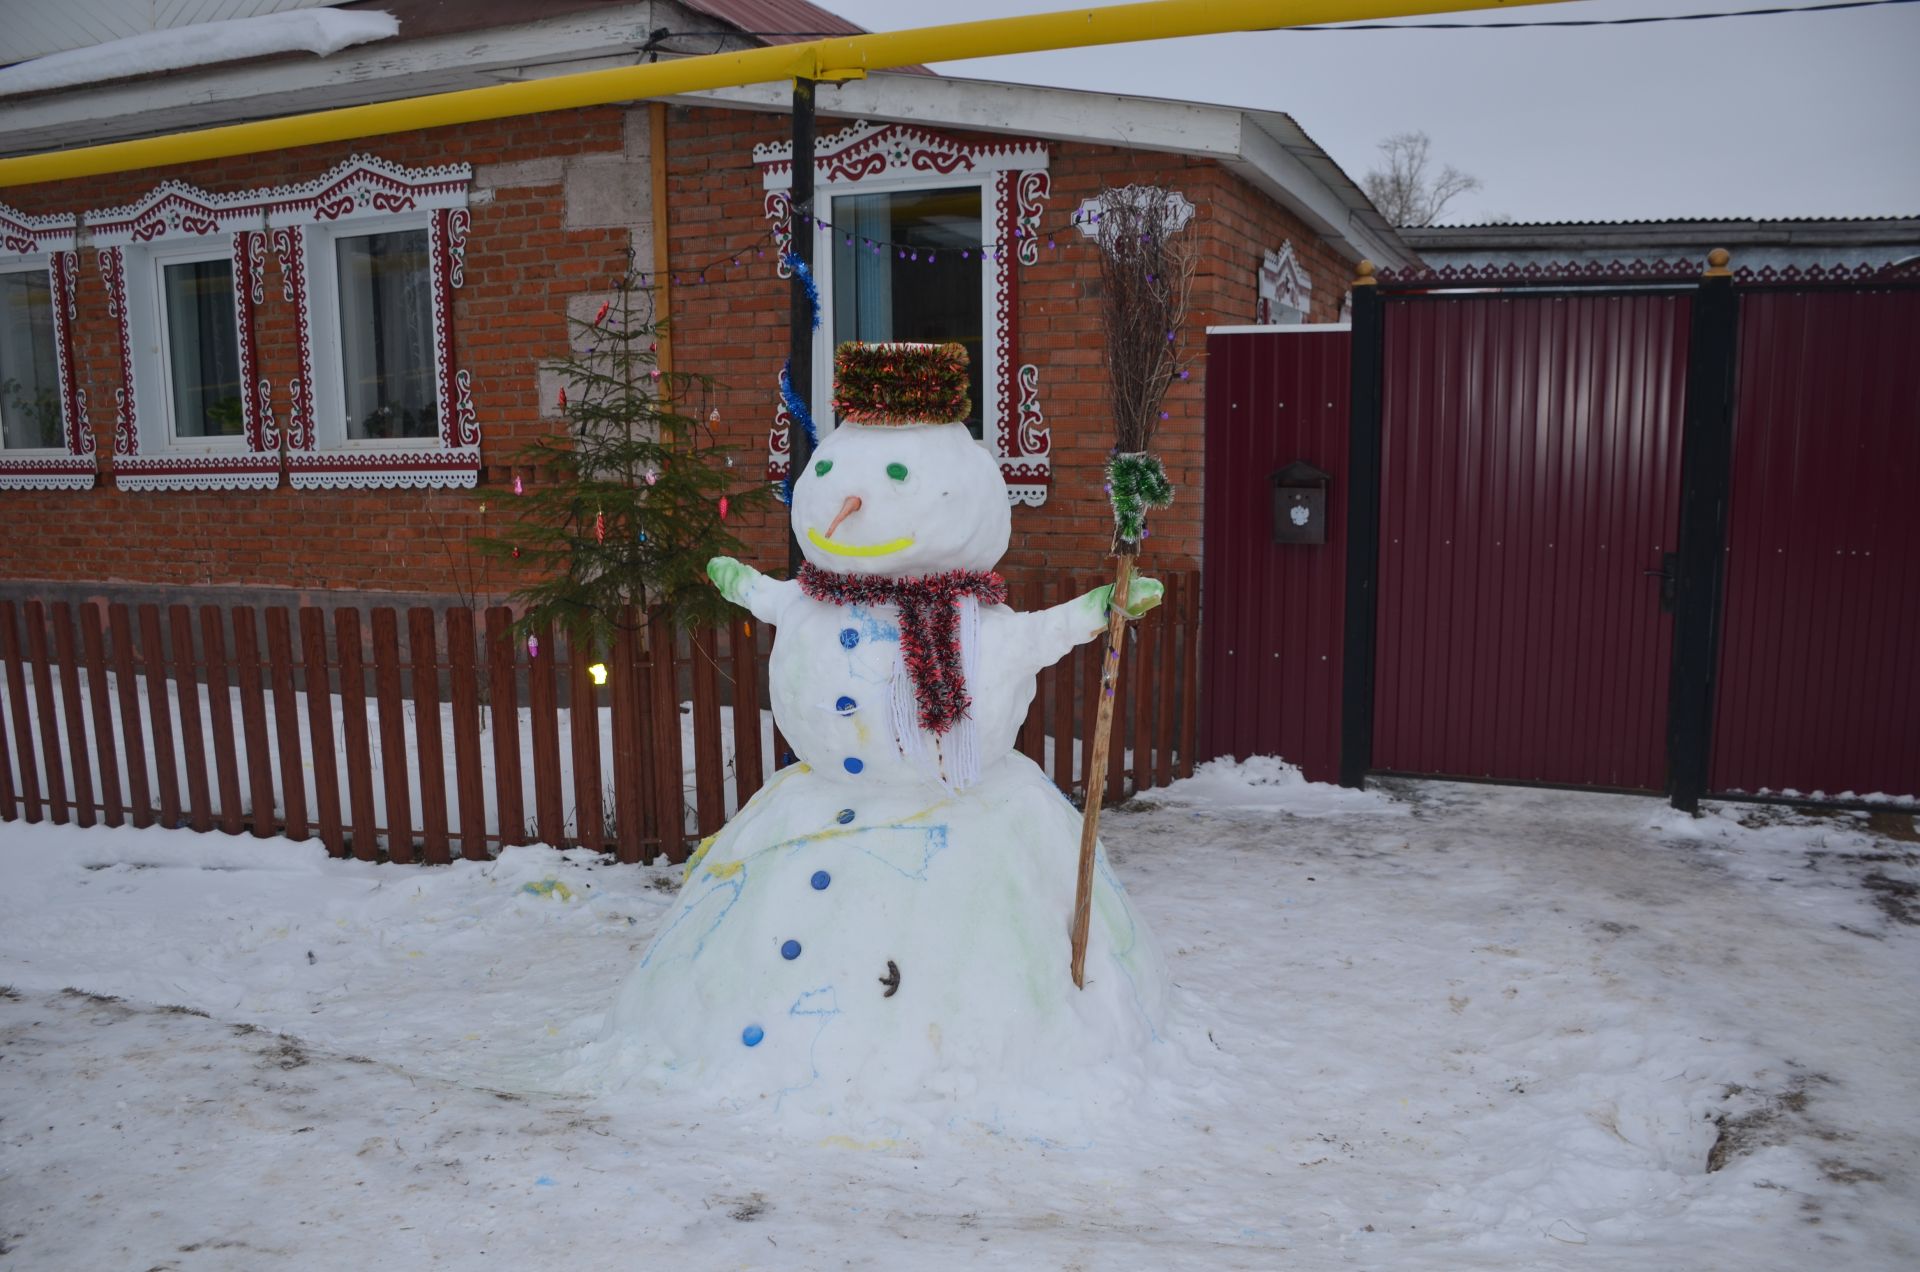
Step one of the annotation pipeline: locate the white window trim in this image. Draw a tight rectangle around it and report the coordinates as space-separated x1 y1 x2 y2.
138 237 253 453
88 180 276 491
87 155 475 492
0 204 91 490
269 158 475 490
758 121 1052 507
1258 240 1315 326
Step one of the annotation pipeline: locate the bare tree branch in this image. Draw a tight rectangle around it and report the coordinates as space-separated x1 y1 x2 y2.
1363 131 1484 227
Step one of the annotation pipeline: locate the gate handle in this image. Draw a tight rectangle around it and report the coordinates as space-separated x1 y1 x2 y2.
1644 553 1680 614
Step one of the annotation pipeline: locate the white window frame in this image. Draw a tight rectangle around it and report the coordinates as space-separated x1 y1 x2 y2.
269 156 476 490
138 237 251 453
759 121 1052 506
304 211 439 453
0 204 91 490
88 180 277 491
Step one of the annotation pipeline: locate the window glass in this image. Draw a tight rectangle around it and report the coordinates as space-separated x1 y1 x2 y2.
831 187 984 437
161 257 244 440
0 269 62 450
336 229 436 441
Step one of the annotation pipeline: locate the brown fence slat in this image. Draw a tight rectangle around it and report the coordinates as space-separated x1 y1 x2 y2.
2 602 45 822
334 609 377 859
730 617 763 807
299 608 343 856
485 607 525 848
526 620 564 846
567 631 604 852
1178 572 1199 779
265 609 309 841
609 615 644 863
1050 577 1074 796
137 605 179 829
50 604 94 828
112 605 155 828
445 608 488 861
199 607 242 834
408 608 451 864
648 612 687 861
170 606 211 834
1132 602 1158 795
370 608 413 861
690 626 725 836
79 606 121 827
1155 577 1176 791
631 615 664 856
231 608 276 839
24 603 69 824
0 604 16 822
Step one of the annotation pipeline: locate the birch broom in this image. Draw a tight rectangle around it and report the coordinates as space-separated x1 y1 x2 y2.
1070 187 1194 988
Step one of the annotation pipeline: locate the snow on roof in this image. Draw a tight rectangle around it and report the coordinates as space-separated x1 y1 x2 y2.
0 8 399 99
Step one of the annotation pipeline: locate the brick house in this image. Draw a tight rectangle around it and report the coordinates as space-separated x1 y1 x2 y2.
0 0 1414 613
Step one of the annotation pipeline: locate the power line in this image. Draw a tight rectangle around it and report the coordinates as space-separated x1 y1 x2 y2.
1276 0 1917 32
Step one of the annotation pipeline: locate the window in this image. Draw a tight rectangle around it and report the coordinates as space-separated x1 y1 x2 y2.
831 188 985 437
0 267 61 451
157 255 245 442
0 205 92 490
334 227 437 441
758 121 1053 506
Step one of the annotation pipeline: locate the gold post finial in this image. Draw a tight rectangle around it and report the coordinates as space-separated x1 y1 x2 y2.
1354 259 1377 287
1705 248 1732 278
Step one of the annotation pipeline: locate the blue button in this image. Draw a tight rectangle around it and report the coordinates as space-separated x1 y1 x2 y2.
836 808 855 825
811 870 831 890
781 940 802 960
839 628 859 649
741 1024 764 1047
843 757 864 774
835 695 857 713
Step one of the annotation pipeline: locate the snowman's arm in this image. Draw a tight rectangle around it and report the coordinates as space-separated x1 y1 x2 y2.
708 557 802 627
1008 577 1164 671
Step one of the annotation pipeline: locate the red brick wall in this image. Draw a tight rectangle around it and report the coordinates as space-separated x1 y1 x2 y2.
0 102 1358 603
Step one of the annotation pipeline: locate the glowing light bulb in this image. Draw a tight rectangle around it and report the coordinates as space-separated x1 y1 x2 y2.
588 663 608 686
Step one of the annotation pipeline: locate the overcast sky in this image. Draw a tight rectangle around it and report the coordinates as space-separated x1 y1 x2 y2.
818 0 1920 224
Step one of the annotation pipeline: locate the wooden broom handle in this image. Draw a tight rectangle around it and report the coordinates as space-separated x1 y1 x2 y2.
1070 553 1133 989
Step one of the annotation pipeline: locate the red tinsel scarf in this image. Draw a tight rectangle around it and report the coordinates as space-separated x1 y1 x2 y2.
798 564 1007 735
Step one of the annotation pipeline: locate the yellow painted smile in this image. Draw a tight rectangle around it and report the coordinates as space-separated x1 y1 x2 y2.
806 526 915 558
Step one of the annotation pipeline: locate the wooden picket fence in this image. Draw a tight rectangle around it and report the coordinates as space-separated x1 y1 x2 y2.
0 573 1199 863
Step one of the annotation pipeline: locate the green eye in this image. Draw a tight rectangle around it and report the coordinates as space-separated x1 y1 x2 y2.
886 462 909 481
814 459 832 477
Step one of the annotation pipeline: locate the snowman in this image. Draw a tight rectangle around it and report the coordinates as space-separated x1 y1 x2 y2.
579 343 1175 1130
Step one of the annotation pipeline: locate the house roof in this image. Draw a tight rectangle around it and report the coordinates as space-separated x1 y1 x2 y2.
676 70 1415 269
1403 216 1920 251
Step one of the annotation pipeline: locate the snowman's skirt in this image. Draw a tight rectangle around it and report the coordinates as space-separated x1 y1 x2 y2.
575 753 1178 1132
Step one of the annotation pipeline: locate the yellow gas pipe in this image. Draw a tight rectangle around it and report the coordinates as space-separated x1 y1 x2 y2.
0 0 1572 188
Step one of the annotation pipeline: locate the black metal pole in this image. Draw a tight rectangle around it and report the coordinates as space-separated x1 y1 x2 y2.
1338 264 1385 789
1666 251 1740 813
786 77 816 578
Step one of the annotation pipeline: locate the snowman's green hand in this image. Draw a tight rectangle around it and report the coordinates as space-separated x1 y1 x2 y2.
1087 577 1165 624
707 556 761 607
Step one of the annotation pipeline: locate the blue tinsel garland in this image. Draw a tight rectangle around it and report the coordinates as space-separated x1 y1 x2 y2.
783 252 821 331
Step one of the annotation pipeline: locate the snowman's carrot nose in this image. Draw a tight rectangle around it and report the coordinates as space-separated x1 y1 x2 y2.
825 494 862 539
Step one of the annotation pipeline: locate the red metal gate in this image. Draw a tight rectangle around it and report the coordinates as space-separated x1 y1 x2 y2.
1370 292 1692 791
1709 286 1920 800
1200 327 1349 781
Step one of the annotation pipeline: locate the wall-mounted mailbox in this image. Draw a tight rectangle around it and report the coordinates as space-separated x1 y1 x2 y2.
1271 460 1331 545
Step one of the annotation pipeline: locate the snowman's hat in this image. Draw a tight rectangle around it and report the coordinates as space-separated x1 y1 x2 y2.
831 341 971 427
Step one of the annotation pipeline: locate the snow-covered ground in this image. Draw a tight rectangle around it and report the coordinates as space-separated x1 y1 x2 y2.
1 762 1915 1270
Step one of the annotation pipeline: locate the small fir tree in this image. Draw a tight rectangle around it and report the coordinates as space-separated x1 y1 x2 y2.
478 262 769 654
